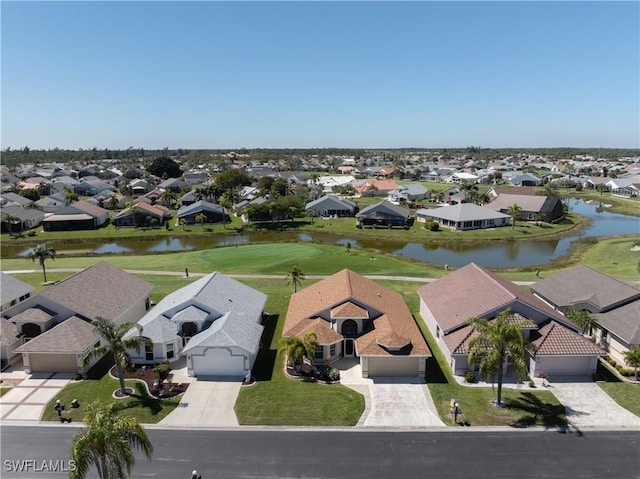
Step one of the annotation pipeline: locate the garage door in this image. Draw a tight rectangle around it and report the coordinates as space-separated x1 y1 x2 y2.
28 353 78 373
367 356 420 377
191 349 245 377
535 356 595 377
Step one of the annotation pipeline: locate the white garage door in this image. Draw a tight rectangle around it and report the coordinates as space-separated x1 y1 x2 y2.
191 349 245 377
367 356 420 377
29 354 78 373
536 356 595 377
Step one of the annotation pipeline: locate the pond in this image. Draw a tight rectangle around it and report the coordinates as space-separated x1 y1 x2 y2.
4 199 639 269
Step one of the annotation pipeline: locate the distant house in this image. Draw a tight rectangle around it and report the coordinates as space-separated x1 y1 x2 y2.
5 262 154 374
356 201 413 228
416 204 511 231
284 269 430 377
0 205 45 232
112 202 171 228
530 265 640 366
445 172 478 184
488 186 538 199
354 179 398 197
485 194 563 222
126 272 266 378
35 194 66 213
129 179 150 196
510 173 542 187
158 178 187 192
0 192 32 208
183 171 209 185
305 195 356 218
387 183 428 204
177 200 230 225
178 190 198 207
606 178 640 198
417 263 604 379
42 200 109 231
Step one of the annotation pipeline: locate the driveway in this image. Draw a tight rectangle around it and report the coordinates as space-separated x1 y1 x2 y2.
549 380 640 430
158 378 242 427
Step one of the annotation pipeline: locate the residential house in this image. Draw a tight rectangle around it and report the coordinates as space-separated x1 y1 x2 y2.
530 265 640 366
34 194 67 213
606 178 640 198
305 195 356 218
356 201 413 228
0 192 32 208
183 171 209 185
354 179 399 197
487 186 538 199
129 178 150 196
417 263 604 379
158 178 187 192
1 318 21 367
445 172 479 184
178 190 198 207
387 183 428 204
5 262 154 374
582 176 610 191
416 204 511 231
126 272 266 378
112 202 171 228
0 273 34 313
485 194 564 222
283 269 431 377
316 175 356 193
177 200 230 225
510 173 542 187
42 200 109 231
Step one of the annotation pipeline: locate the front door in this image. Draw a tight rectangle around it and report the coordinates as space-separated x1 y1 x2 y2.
344 339 354 357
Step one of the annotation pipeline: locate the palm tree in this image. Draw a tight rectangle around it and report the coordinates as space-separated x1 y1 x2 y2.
507 203 522 230
467 309 533 405
2 212 21 235
345 242 352 255
107 194 120 210
64 187 78 206
623 347 640 381
160 189 176 208
278 332 318 372
566 309 597 337
29 243 55 283
195 212 207 230
84 317 149 395
286 265 306 293
533 212 545 226
70 402 153 479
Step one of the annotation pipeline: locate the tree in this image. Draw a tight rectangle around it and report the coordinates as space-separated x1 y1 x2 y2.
147 157 181 179
107 194 120 210
29 243 55 283
64 188 79 206
542 183 560 198
286 265 306 293
278 332 318 372
467 309 533 405
566 309 597 337
345 241 352 255
195 212 207 230
508 203 522 230
623 347 640 381
160 189 176 208
533 212 545 226
2 212 21 235
84 317 150 395
70 402 153 479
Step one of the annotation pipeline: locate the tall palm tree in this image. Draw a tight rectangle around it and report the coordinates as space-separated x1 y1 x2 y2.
507 203 522 230
278 332 318 372
623 347 640 381
29 243 55 283
160 189 176 208
64 187 78 206
70 402 153 479
84 317 149 395
107 194 120 210
286 265 306 293
467 309 533 405
566 309 597 337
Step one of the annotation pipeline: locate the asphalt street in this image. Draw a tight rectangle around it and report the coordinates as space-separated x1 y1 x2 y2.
1 426 639 479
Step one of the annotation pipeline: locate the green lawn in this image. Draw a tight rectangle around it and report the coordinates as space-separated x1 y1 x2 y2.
40 356 179 424
0 387 11 397
598 382 640 417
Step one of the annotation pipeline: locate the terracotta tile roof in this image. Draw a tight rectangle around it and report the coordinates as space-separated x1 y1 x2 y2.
331 301 368 319
40 262 154 321
284 269 430 357
531 265 640 312
14 316 99 354
10 306 56 323
531 321 605 356
285 318 344 344
417 263 571 334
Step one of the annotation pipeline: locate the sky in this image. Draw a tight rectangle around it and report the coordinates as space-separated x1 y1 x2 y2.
1 1 639 150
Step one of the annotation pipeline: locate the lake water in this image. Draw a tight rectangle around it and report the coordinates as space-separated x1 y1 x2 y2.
4 199 638 268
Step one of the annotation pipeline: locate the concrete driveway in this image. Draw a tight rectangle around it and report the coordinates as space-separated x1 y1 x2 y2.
159 378 242 427
549 380 640 430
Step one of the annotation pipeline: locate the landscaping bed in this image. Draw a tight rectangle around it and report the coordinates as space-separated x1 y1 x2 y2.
110 365 189 399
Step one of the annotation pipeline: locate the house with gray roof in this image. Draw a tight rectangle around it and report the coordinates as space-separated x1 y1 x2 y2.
177 200 230 225
0 273 34 313
486 193 564 222
415 204 511 231
387 183 428 204
3 262 153 374
0 205 45 233
356 201 413 229
417 263 604 379
510 173 542 187
305 195 356 218
126 272 266 378
531 265 640 365
42 200 109 231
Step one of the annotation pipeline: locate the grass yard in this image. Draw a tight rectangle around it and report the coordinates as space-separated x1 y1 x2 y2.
598 382 640 417
0 387 11 397
41 356 179 424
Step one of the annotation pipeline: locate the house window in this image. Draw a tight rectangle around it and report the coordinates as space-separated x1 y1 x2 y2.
167 343 174 359
145 297 151 311
145 344 154 361
315 346 324 360
436 326 441 339
10 300 16 307
330 344 336 356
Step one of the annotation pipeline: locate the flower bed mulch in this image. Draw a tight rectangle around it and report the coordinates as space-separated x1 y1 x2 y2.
109 365 189 399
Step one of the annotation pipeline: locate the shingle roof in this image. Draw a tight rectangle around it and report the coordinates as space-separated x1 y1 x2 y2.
1 273 34 306
356 201 410 220
10 306 56 323
531 265 640 312
0 318 19 345
486 194 548 212
594 300 640 346
416 204 511 222
305 195 356 211
40 262 154 321
14 316 99 354
531 321 605 356
284 269 430 357
181 312 264 355
417 263 570 334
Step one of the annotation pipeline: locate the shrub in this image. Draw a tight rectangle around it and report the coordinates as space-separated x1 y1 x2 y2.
427 221 440 232
27 230 37 237
528 379 536 388
464 371 476 383
327 367 340 382
620 368 634 377
154 361 171 381
72 373 83 381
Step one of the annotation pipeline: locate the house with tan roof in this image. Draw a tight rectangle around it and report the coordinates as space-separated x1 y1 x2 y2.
485 193 563 222
531 265 640 365
283 269 430 377
3 262 153 374
417 263 603 379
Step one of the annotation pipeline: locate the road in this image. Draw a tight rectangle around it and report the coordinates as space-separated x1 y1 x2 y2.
1 426 639 478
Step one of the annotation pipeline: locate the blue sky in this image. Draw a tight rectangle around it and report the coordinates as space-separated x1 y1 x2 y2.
2 1 639 150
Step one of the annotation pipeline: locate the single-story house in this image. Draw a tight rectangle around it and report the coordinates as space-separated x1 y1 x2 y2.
112 202 171 228
183 171 209 185
606 178 640 198
158 178 187 192
283 269 431 377
356 201 413 228
530 265 640 365
485 194 564 222
0 206 45 233
416 204 511 230
0 272 34 313
445 172 479 184
305 195 356 218
4 262 154 374
354 179 399 197
1 318 22 367
0 192 32 208
315 175 356 193
127 272 266 378
387 183 428 204
42 200 109 231
510 173 542 187
177 200 230 225
417 263 604 379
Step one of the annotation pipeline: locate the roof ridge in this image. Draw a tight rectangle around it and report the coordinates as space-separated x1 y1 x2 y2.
535 321 555 352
